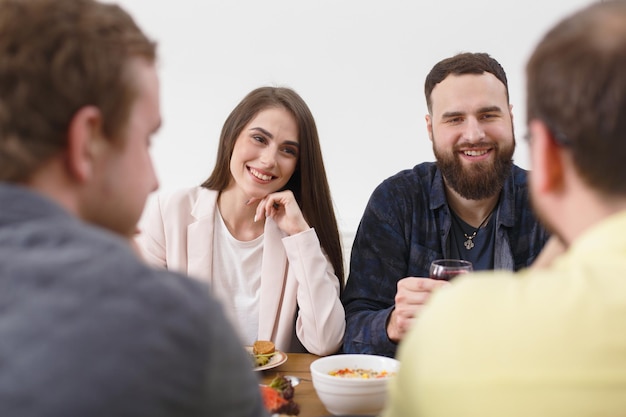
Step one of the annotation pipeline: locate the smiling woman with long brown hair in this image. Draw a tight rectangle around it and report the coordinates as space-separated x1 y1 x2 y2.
137 86 345 356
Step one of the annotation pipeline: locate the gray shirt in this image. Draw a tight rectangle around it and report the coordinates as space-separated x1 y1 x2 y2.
0 183 268 417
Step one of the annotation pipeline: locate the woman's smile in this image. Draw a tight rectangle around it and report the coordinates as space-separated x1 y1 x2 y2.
248 166 276 183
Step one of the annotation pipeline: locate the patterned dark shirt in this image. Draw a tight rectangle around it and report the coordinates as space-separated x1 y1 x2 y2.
341 162 550 357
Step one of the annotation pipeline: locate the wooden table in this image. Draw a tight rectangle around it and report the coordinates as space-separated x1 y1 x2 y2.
260 353 329 417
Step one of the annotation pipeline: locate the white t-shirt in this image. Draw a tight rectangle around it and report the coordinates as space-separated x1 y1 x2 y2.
211 208 263 345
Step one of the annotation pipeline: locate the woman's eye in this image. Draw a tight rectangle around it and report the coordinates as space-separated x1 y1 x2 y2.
282 147 298 157
252 135 266 143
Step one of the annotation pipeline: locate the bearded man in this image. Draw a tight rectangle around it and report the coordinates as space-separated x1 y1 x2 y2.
384 3 626 415
341 52 550 357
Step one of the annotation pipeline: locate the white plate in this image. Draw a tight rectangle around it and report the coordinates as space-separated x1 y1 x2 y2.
245 346 288 372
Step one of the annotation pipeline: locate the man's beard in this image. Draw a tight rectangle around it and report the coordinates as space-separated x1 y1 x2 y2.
433 136 515 200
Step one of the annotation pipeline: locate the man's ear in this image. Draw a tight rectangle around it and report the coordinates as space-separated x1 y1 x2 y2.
65 106 104 183
425 114 434 142
529 119 565 194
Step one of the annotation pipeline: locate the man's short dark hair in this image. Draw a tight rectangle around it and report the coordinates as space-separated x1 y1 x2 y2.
526 0 626 196
0 0 156 182
425 52 509 113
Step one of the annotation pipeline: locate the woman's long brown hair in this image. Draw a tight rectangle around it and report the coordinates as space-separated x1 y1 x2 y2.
202 87 344 290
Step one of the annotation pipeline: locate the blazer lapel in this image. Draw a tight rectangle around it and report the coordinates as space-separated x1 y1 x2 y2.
186 189 218 284
257 218 288 340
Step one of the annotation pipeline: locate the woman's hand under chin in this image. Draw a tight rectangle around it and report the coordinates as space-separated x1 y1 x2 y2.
250 190 310 236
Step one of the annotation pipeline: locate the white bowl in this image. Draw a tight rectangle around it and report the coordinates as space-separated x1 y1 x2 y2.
310 354 400 416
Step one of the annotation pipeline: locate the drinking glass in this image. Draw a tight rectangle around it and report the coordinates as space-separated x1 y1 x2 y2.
429 259 473 281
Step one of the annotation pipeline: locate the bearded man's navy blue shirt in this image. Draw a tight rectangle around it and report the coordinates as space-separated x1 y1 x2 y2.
341 162 549 357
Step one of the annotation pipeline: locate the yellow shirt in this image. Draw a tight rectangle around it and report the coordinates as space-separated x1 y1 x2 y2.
383 210 626 417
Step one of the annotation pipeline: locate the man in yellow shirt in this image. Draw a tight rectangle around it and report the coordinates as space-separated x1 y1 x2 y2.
383 1 626 416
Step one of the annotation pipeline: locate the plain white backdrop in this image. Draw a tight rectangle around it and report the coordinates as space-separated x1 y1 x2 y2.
118 0 593 240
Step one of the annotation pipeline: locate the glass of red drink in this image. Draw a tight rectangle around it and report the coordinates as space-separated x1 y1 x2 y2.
429 259 473 281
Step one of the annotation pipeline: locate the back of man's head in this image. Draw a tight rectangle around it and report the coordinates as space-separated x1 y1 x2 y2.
424 52 509 113
526 0 626 197
0 0 156 182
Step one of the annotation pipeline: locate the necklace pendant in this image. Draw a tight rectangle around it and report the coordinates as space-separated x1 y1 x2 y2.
464 238 475 250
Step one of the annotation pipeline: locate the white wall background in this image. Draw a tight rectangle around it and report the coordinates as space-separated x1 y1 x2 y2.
119 0 593 243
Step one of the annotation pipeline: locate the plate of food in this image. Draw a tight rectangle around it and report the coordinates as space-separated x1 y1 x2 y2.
261 375 300 416
246 340 288 372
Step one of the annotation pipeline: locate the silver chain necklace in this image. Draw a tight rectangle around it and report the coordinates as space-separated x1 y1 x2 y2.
463 212 493 250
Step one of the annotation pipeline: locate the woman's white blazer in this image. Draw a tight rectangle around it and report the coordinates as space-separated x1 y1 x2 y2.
136 187 345 355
